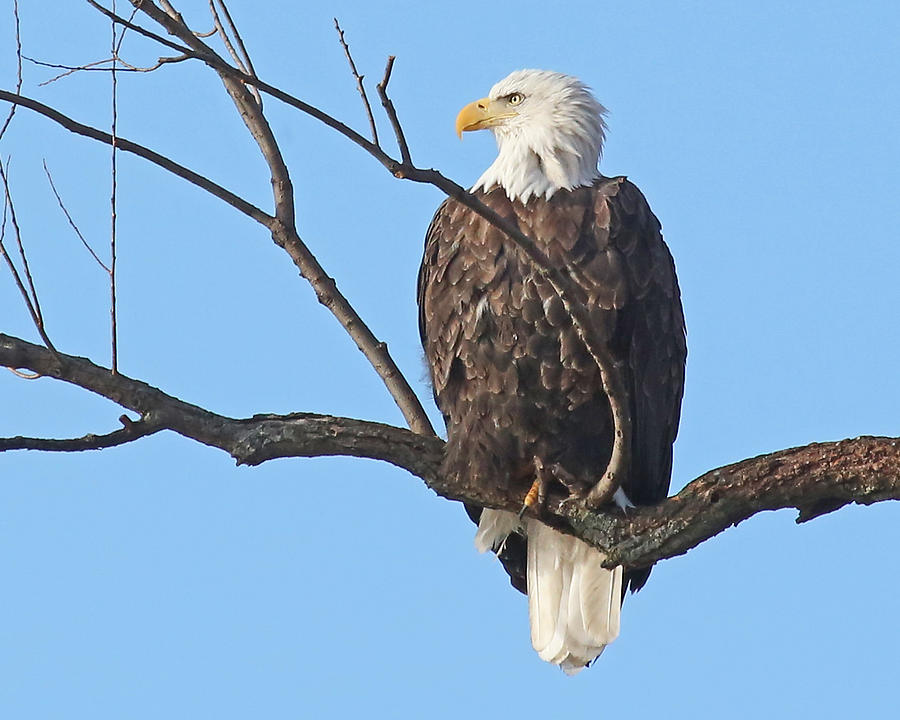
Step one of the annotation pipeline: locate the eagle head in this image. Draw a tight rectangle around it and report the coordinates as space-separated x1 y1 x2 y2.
456 69 608 203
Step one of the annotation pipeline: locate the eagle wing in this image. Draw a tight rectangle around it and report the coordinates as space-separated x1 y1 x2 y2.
598 178 686 590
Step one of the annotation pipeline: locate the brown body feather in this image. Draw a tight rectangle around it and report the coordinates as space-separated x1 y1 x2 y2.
417 176 686 594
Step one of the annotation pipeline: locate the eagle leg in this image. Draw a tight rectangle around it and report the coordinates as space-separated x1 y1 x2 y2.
517 457 552 519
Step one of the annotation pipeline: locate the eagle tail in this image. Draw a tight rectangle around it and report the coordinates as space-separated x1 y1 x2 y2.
474 508 523 553
525 518 623 675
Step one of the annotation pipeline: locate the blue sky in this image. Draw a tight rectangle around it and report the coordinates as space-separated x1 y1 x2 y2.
2 1 899 718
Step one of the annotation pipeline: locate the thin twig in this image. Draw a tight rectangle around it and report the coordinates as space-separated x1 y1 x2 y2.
376 56 410 165
113 5 140 54
26 56 117 72
110 0 119 374
30 6 140 86
208 4 246 74
0 92 272 225
0 160 57 354
35 58 123 86
150 54 191 69
6 163 46 326
211 0 261 106
334 19 379 145
26 55 188 86
0 0 21 141
0 415 164 452
43 160 110 272
87 1 192 56
213 1 256 76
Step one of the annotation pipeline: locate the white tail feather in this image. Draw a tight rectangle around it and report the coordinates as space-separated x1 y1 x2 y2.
525 518 622 674
474 510 623 674
474 509 522 553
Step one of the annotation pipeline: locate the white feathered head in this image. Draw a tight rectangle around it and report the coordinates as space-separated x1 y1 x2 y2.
456 70 608 202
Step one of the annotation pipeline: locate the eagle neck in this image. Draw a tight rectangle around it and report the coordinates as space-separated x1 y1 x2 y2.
473 130 600 204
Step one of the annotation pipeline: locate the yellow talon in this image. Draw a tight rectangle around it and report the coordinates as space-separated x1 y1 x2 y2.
518 477 541 519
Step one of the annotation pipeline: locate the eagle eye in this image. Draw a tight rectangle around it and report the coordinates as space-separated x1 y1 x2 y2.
506 92 524 106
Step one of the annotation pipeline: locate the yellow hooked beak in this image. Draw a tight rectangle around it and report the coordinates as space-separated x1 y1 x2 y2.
455 97 517 138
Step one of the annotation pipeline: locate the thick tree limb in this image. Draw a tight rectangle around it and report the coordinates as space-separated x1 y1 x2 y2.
554 436 900 569
3 333 897 571
0 333 442 480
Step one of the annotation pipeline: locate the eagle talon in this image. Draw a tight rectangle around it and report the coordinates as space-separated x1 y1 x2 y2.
516 500 531 521
519 457 553 518
518 473 543 519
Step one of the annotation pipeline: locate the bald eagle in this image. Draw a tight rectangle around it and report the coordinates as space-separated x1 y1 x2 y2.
417 70 686 673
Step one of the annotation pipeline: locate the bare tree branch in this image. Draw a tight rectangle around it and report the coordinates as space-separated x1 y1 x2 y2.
0 88 434 436
565 436 900 568
376 56 410 166
210 0 262 107
109 1 120 373
334 19 379 145
26 55 190 85
2 332 897 571
0 333 442 481
86 1 192 56
0 90 271 223
0 0 21 141
1 162 43 327
0 415 163 452
0 161 58 354
26 4 140 86
43 160 110 272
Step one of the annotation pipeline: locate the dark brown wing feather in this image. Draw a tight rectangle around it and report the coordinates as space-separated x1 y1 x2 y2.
417 177 685 595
